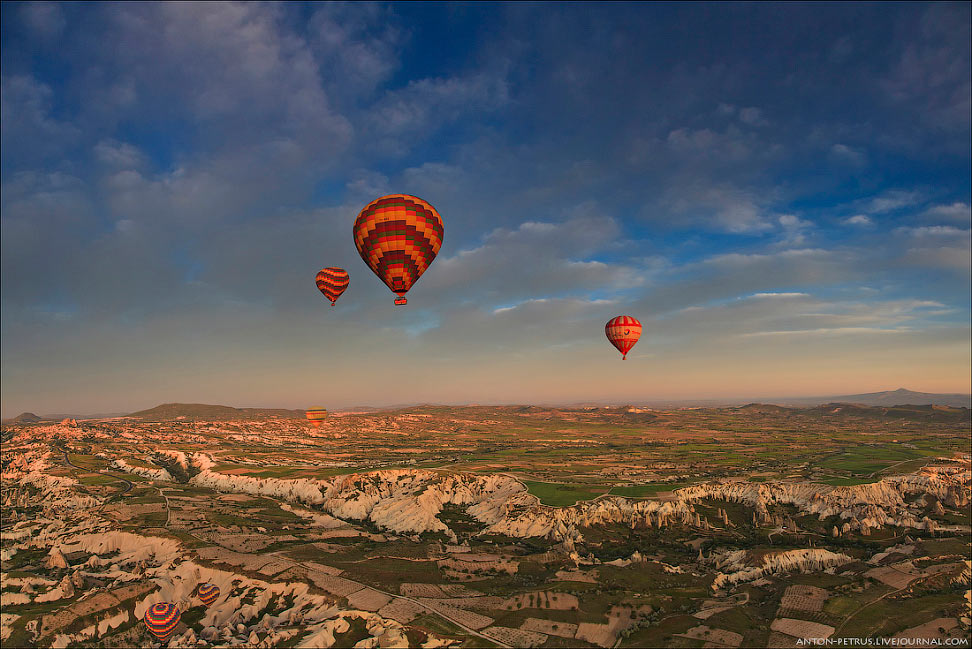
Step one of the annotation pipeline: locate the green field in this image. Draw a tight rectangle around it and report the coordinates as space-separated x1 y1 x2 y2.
817 476 879 486
609 483 693 497
521 480 608 506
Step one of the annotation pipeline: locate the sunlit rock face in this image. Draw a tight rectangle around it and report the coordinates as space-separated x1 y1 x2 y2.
709 548 854 590
674 466 971 534
171 457 704 542
88 451 967 543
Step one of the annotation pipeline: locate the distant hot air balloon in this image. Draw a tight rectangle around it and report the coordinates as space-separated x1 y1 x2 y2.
197 582 220 607
306 407 328 428
605 315 642 360
316 267 349 306
144 602 181 643
353 194 443 305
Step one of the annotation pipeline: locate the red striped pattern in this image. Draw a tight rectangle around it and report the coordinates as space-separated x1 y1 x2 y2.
316 267 350 306
144 602 181 641
197 582 220 607
306 407 328 428
605 315 642 360
353 195 443 305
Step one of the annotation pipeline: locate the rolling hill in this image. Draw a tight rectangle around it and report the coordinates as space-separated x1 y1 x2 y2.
127 403 305 421
779 388 971 408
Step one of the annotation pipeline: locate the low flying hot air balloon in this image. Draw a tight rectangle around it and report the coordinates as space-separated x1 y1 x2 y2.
605 315 642 360
353 194 443 305
306 407 328 428
144 602 181 643
196 582 220 607
316 267 349 306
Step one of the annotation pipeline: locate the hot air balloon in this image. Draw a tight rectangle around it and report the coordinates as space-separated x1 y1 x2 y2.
144 602 181 643
605 315 642 360
316 267 349 306
353 194 443 305
196 582 220 607
306 407 328 428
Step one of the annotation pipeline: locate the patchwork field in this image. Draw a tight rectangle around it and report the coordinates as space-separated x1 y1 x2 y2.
2 402 969 647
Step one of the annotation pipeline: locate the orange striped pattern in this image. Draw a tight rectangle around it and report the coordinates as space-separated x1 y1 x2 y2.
605 315 642 360
306 407 327 428
144 602 181 642
353 194 443 305
197 582 220 607
316 267 350 306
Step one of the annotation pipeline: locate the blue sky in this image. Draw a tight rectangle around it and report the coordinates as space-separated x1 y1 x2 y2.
2 2 969 416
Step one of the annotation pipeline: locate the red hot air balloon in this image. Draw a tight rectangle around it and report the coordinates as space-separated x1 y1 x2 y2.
605 315 642 360
316 267 349 306
144 602 181 643
353 195 443 305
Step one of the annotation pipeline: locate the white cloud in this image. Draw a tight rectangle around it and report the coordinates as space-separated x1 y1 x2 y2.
367 69 511 150
738 106 768 127
0 75 80 161
749 292 809 299
829 143 866 165
844 214 873 226
663 183 773 233
920 202 971 223
20 2 65 40
896 225 970 238
739 327 909 338
882 3 971 130
778 214 811 229
862 190 921 214
94 140 148 170
422 210 643 304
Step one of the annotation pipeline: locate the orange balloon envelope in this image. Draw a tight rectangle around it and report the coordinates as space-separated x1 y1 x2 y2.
144 602 181 642
306 407 327 428
316 267 349 306
605 315 642 360
353 194 443 305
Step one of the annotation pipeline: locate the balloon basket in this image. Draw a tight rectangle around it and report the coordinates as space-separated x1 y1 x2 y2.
394 297 408 305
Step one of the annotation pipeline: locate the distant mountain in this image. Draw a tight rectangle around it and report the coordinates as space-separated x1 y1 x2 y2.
812 403 970 423
776 388 971 408
128 403 305 421
5 412 43 424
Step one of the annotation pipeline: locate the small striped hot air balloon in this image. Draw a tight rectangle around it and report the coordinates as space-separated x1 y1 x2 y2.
353 194 443 305
144 602 181 643
306 407 328 428
196 582 220 607
605 315 642 360
316 267 350 306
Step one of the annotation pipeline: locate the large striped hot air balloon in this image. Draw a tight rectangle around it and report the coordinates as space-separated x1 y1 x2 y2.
144 602 181 643
353 194 443 305
306 407 328 428
196 582 220 607
316 267 349 306
605 315 642 360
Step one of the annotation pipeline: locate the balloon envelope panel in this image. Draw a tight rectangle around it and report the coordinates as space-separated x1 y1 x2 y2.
197 582 220 607
605 315 642 360
144 602 181 641
353 194 443 304
306 407 328 428
316 267 350 305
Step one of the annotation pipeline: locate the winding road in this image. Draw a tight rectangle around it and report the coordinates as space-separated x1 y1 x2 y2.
63 449 134 494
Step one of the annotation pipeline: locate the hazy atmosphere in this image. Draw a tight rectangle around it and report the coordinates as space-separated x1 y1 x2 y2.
2 2 970 417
